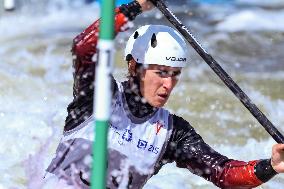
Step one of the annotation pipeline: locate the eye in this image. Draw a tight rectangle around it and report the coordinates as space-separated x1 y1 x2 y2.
155 71 168 77
155 70 181 78
172 71 181 77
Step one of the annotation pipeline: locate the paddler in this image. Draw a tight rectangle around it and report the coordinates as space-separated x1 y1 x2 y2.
45 0 284 188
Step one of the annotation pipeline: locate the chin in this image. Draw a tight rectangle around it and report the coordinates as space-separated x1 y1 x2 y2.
153 104 163 108
151 101 167 108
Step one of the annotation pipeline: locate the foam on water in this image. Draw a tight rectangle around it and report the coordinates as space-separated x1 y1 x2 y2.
216 9 284 32
0 3 99 41
0 66 70 188
236 0 284 8
247 89 284 127
0 6 79 188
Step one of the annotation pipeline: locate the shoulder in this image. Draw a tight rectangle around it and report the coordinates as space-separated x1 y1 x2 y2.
169 114 203 143
64 76 119 132
171 114 194 132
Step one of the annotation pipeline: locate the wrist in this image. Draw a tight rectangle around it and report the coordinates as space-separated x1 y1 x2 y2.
254 159 278 183
119 1 142 21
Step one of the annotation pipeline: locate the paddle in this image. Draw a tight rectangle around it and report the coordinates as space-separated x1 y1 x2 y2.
149 0 284 143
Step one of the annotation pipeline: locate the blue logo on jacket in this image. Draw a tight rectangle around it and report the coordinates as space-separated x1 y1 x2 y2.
137 139 148 150
122 129 132 142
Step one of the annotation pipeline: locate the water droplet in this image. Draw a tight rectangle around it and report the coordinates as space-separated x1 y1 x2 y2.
92 54 98 62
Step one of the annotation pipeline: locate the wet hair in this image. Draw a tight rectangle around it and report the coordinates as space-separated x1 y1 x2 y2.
126 54 133 62
126 55 143 79
124 56 142 96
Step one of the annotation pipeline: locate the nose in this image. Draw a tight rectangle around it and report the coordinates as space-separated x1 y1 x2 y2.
162 77 175 91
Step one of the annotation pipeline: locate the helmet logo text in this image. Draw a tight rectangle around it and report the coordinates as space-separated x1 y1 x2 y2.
166 57 186 62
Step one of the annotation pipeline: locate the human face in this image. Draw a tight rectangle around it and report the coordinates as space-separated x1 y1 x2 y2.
139 64 182 108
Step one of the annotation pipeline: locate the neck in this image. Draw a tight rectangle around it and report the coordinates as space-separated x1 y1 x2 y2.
124 78 156 118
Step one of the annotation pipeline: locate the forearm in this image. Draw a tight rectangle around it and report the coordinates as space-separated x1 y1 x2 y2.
64 2 143 131
254 159 277 182
216 160 262 188
72 1 142 61
70 9 127 97
71 1 142 97
216 159 277 188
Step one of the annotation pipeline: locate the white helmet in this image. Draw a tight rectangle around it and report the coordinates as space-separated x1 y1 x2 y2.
124 25 188 67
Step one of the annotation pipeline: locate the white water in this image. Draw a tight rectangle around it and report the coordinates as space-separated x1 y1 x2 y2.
0 1 284 189
236 0 284 8
217 9 284 32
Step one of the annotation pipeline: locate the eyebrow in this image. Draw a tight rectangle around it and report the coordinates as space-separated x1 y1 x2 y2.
156 70 181 76
156 68 181 72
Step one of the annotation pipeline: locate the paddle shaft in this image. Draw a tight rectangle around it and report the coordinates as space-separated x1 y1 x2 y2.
151 0 284 143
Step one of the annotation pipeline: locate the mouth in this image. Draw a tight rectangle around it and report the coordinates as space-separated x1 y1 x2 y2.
157 94 168 100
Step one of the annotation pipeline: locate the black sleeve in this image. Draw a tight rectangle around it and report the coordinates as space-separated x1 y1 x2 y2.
159 115 277 185
119 0 142 21
255 159 277 182
159 114 231 182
